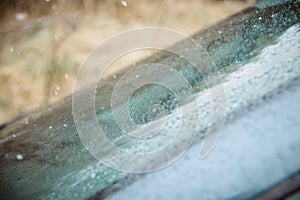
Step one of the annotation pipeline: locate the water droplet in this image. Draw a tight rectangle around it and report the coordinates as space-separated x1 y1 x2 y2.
121 0 128 7
16 154 23 161
15 12 27 21
54 87 60 95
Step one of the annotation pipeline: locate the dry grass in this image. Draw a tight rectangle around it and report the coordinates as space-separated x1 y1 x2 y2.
0 0 255 124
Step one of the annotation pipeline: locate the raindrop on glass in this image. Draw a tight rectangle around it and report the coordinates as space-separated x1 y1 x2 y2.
121 0 128 7
15 12 27 21
54 86 60 96
16 154 23 161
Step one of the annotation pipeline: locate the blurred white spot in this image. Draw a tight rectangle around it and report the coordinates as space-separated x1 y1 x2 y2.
10 47 14 53
49 126 53 129
46 0 51 2
54 86 60 96
258 16 262 20
54 34 58 40
15 12 27 21
64 124 67 127
135 75 139 78
121 0 128 7
64 74 68 79
12 134 16 138
113 74 116 79
16 154 23 161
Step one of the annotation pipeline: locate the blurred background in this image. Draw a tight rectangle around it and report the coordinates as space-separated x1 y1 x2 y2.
0 0 255 125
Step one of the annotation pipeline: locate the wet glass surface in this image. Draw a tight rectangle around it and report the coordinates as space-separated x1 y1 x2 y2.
0 0 299 199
